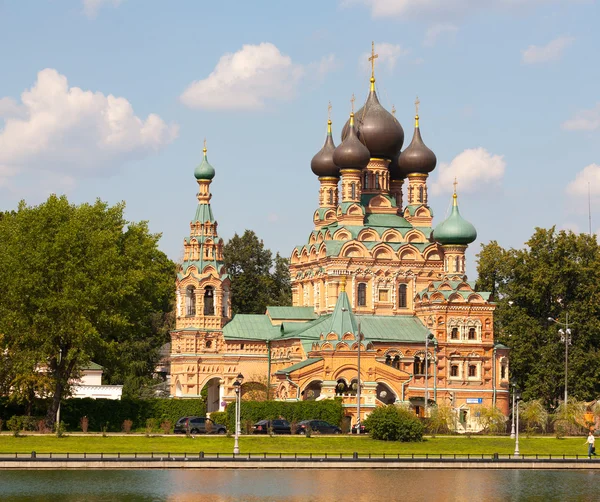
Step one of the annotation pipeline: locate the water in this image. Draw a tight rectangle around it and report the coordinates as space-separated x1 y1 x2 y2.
0 469 599 501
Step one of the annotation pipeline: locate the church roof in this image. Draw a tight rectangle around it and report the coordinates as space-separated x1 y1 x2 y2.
267 306 319 321
223 314 280 340
275 358 323 375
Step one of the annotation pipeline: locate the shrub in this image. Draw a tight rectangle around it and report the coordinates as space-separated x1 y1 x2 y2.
209 411 227 427
160 420 172 434
146 418 157 434
37 419 50 434
364 405 424 442
122 419 133 433
80 416 89 433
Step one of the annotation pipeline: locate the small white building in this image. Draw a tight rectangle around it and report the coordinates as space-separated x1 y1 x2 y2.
70 362 122 400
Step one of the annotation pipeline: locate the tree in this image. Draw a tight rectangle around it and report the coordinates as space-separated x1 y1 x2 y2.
363 405 424 441
0 195 175 425
223 230 292 315
519 399 549 433
476 227 600 406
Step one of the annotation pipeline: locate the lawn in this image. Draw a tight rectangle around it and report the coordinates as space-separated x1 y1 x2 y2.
0 433 591 456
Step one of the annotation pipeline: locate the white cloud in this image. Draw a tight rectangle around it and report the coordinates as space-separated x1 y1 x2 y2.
566 164 600 198
342 0 583 19
0 68 178 187
431 148 506 194
521 36 574 64
83 0 124 18
180 43 307 111
360 43 411 75
424 23 459 47
562 103 600 131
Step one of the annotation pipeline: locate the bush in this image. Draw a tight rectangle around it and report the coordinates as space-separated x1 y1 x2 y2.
122 419 133 433
146 418 157 434
160 420 172 434
209 411 227 427
80 416 89 433
364 405 424 442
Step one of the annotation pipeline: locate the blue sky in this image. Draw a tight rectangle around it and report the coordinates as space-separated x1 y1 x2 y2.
1 0 599 277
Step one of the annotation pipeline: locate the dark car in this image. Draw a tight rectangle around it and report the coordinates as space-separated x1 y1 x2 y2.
173 416 227 434
252 419 292 434
296 419 341 435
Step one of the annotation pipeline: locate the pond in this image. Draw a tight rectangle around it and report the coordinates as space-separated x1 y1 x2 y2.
1 469 598 501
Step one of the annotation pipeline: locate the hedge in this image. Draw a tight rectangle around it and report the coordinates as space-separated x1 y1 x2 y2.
225 399 344 432
0 397 206 432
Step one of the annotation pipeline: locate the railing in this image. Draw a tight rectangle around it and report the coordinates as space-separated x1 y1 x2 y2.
0 452 597 462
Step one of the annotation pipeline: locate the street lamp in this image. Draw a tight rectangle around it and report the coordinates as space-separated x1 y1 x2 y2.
548 314 572 408
514 388 522 456
424 333 435 417
510 381 516 439
356 317 362 434
232 373 244 455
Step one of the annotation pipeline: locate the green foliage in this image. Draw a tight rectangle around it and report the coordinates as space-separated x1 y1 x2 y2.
224 399 343 431
223 230 291 315
427 404 454 435
476 228 600 406
363 405 424 442
551 400 587 436
209 411 228 426
473 406 507 434
0 196 176 423
520 399 549 433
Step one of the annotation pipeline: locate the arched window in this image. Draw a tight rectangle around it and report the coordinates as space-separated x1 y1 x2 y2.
450 365 459 377
185 286 196 316
468 365 477 378
393 355 400 369
205 340 212 349
451 327 459 340
363 171 369 189
500 364 507 380
328 189 333 205
385 355 392 366
203 286 215 315
398 284 407 308
455 256 460 272
414 356 425 375
468 328 476 340
357 283 367 306
351 182 356 200
375 173 380 189
418 186 424 202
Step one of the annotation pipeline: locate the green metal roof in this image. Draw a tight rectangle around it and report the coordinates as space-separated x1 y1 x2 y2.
363 213 412 228
405 204 434 217
267 306 319 321
432 194 477 245
361 193 397 208
193 203 215 224
82 362 103 371
275 358 323 375
222 314 279 341
339 202 365 215
358 315 429 342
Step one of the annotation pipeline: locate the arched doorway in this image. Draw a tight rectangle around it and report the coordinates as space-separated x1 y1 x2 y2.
202 377 222 413
175 380 183 398
242 381 267 401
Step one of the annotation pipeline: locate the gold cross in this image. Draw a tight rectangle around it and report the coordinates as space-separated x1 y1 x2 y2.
453 177 458 194
203 138 207 153
351 94 355 113
391 105 396 117
415 96 420 116
369 41 378 79
328 101 332 121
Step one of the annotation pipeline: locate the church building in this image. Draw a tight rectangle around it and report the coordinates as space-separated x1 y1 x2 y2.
170 48 510 432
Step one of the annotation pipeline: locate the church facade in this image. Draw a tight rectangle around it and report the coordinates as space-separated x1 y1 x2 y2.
169 58 510 432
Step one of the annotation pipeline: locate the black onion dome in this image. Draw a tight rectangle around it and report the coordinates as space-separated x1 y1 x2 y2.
341 84 404 160
388 153 404 181
333 113 370 170
311 120 340 178
397 117 437 176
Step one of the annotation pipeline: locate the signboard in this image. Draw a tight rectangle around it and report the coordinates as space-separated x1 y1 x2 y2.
466 398 483 404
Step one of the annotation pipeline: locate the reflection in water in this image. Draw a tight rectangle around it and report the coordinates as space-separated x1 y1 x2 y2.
1 469 599 502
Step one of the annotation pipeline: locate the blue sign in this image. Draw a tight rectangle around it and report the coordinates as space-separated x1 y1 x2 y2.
466 398 483 404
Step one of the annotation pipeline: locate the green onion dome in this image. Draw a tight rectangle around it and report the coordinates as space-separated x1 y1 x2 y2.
194 145 215 180
397 114 437 176
311 120 340 178
341 79 404 160
333 113 370 170
432 193 477 245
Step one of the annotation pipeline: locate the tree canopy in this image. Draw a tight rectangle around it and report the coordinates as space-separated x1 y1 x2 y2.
476 227 600 406
223 230 291 315
0 196 175 424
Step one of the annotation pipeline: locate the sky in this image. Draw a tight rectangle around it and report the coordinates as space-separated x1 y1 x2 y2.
1 0 599 278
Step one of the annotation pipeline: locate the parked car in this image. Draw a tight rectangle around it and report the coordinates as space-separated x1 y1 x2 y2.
252 419 292 434
351 423 368 434
173 416 227 434
296 419 341 435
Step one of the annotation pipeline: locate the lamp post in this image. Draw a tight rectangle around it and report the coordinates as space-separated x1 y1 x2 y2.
232 373 244 455
548 314 572 408
55 348 62 437
356 317 362 434
424 333 435 417
514 389 522 456
510 381 516 439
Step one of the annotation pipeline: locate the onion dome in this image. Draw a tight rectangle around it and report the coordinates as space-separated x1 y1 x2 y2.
333 112 370 170
341 78 404 160
432 192 477 245
194 143 215 180
388 154 404 181
397 107 437 176
311 119 340 178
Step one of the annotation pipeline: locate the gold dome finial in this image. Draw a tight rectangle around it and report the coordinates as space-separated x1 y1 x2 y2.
350 94 356 126
369 41 378 91
453 178 458 205
415 96 420 128
340 275 347 292
391 104 396 117
203 138 207 156
327 101 332 133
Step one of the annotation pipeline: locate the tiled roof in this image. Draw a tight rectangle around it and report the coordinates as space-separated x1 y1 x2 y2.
222 314 279 341
274 358 323 375
266 306 319 321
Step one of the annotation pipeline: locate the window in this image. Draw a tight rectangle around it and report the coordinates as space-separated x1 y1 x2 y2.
205 340 212 349
378 289 389 302
450 365 459 377
450 327 459 340
414 356 425 375
203 286 215 315
363 172 369 189
468 328 476 340
385 355 392 366
418 186 424 202
375 173 380 189
185 286 196 316
351 182 356 200
357 283 367 306
468 365 477 377
398 284 407 308
455 256 460 272
500 365 506 379
393 355 400 369
328 189 333 205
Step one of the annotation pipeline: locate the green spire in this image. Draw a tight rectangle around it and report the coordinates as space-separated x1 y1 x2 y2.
328 277 359 337
194 141 215 180
433 191 477 245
